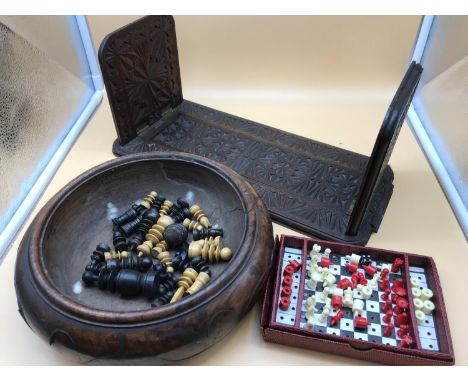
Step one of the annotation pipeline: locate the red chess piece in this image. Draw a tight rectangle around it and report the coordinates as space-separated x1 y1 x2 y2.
281 286 292 298
379 278 389 290
383 323 394 337
346 262 358 273
381 291 390 301
354 316 370 330
395 312 408 326
331 295 343 310
383 310 393 324
360 278 368 286
380 268 390 279
279 297 290 311
391 258 404 273
392 278 404 291
283 265 294 277
363 264 377 277
330 310 345 327
282 276 293 287
398 335 414 348
337 278 352 290
393 297 408 314
288 259 302 272
320 257 333 267
381 300 392 313
397 324 411 338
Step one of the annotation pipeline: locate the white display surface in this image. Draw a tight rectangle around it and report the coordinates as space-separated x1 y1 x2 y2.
0 16 466 365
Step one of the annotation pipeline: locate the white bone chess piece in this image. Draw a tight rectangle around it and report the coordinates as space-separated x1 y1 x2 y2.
345 253 361 265
343 287 353 308
323 248 331 258
305 295 317 311
305 316 315 329
319 306 330 323
352 299 364 317
369 272 380 288
308 272 321 289
321 286 330 300
323 273 336 287
361 286 373 300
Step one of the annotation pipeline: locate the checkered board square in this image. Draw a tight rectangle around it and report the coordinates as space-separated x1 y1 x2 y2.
299 249 408 349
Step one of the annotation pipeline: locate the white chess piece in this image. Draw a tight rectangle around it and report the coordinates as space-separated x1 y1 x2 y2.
321 286 330 300
308 272 321 289
352 299 364 317
361 286 373 300
343 287 353 308
323 248 331 258
305 295 317 311
323 273 336 287
369 272 380 288
319 306 330 323
305 316 315 329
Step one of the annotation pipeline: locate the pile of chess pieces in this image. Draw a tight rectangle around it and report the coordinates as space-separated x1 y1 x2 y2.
81 191 233 307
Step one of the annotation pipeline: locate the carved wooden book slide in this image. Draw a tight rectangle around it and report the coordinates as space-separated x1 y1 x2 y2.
99 16 423 245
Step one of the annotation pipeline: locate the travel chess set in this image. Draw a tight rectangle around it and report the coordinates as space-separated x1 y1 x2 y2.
261 235 455 365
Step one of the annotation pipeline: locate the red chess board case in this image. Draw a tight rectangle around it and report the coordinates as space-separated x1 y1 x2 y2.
260 235 455 365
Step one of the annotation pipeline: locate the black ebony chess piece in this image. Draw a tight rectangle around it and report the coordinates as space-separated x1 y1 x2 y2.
127 208 160 250
85 261 106 275
82 267 118 291
112 226 128 252
360 254 373 267
192 227 224 241
168 198 191 223
92 243 111 262
120 215 142 236
152 195 166 211
112 203 142 226
190 256 211 277
172 244 190 272
106 255 153 272
163 224 188 249
113 269 161 299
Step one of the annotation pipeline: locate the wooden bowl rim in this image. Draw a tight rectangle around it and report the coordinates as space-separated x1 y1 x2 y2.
28 152 263 325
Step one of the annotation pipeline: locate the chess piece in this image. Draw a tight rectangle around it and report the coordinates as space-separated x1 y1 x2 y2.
305 294 317 311
330 310 345 327
186 271 211 295
157 251 174 272
319 306 330 323
321 286 331 300
305 316 315 330
183 218 204 232
106 255 153 273
352 299 364 317
163 223 188 249
112 226 128 252
343 287 354 308
190 256 212 277
308 272 321 289
172 244 190 272
369 271 380 288
112 204 141 226
192 227 224 241
104 250 129 261
189 204 211 228
120 215 142 236
127 207 160 250
159 200 173 215
170 268 199 303
323 273 336 288
167 198 192 223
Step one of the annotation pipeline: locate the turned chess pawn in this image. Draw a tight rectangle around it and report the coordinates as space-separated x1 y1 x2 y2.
172 244 190 272
183 218 203 232
107 256 153 273
163 223 188 249
190 256 211 277
151 195 166 211
120 215 142 236
112 226 128 252
170 268 199 303
112 204 141 226
151 241 168 257
104 250 129 261
167 198 192 223
152 290 175 307
140 191 158 209
159 200 173 215
82 267 118 291
192 227 224 241
185 271 211 295
157 251 174 272
189 204 211 228
92 243 111 262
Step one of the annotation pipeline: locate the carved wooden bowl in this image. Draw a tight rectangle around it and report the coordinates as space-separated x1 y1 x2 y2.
15 152 273 361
